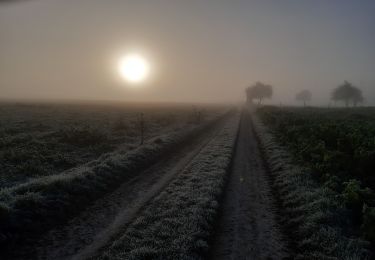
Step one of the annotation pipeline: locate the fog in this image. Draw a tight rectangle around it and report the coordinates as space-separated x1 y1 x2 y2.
1 0 374 105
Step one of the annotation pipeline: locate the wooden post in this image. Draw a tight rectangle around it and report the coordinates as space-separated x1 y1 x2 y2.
139 112 144 145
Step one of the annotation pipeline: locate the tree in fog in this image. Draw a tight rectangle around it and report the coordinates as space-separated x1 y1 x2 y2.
352 91 364 107
295 90 312 107
331 81 363 107
246 81 273 105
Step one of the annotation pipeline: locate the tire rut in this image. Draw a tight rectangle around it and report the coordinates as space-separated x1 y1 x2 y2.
23 117 228 260
209 109 290 260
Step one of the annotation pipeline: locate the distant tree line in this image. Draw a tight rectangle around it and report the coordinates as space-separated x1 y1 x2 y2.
246 80 364 107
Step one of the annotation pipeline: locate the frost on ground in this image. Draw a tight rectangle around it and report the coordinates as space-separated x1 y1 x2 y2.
0 103 224 188
93 114 239 260
252 109 371 259
0 111 229 255
209 109 289 259
32 113 229 260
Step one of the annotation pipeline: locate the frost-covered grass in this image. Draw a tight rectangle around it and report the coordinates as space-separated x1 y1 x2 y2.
257 106 375 246
0 102 227 188
0 109 230 251
95 115 239 260
251 110 371 259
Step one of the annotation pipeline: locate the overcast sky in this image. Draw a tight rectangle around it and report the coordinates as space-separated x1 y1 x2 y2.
1 0 374 105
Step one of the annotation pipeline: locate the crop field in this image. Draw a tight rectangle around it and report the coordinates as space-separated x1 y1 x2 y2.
2 103 375 259
256 106 375 258
0 102 230 257
0 102 225 188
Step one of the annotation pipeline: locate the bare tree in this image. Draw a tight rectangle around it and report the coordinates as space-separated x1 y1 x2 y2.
246 81 273 105
331 81 363 107
296 90 312 107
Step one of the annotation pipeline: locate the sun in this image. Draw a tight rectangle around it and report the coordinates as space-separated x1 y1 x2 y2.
118 54 150 83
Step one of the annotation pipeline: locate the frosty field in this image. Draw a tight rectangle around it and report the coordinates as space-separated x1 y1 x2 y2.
0 102 225 187
1 103 374 259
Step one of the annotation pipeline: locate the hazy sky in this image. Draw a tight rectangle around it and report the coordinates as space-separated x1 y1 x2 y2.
1 0 374 105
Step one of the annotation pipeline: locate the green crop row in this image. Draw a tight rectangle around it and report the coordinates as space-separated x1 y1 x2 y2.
94 115 239 260
255 106 374 258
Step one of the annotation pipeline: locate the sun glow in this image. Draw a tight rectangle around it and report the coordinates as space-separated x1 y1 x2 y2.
118 54 150 83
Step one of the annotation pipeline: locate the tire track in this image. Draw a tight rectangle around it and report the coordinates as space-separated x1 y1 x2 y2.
29 116 230 260
209 109 290 260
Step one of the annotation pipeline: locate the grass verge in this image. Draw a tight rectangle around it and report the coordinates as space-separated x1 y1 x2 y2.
94 114 239 260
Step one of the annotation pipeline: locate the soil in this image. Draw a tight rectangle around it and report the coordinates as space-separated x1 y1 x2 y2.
209 110 290 260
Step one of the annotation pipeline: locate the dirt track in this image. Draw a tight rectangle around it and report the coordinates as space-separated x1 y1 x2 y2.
13 109 291 259
15 117 227 260
209 110 289 259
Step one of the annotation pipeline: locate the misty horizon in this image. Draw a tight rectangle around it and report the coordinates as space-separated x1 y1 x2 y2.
1 0 374 105
2 2 375 258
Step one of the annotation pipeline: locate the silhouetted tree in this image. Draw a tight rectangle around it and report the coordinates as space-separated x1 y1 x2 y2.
331 81 363 107
246 81 273 105
352 91 364 107
296 90 312 107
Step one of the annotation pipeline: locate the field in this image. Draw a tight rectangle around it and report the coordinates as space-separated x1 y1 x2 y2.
0 102 225 188
1 102 375 259
257 106 375 257
0 101 230 257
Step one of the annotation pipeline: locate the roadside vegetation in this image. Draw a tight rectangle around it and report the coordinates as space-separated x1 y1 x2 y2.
255 106 374 258
95 115 239 260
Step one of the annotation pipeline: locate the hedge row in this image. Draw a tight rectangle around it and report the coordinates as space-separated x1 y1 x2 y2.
95 114 239 260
